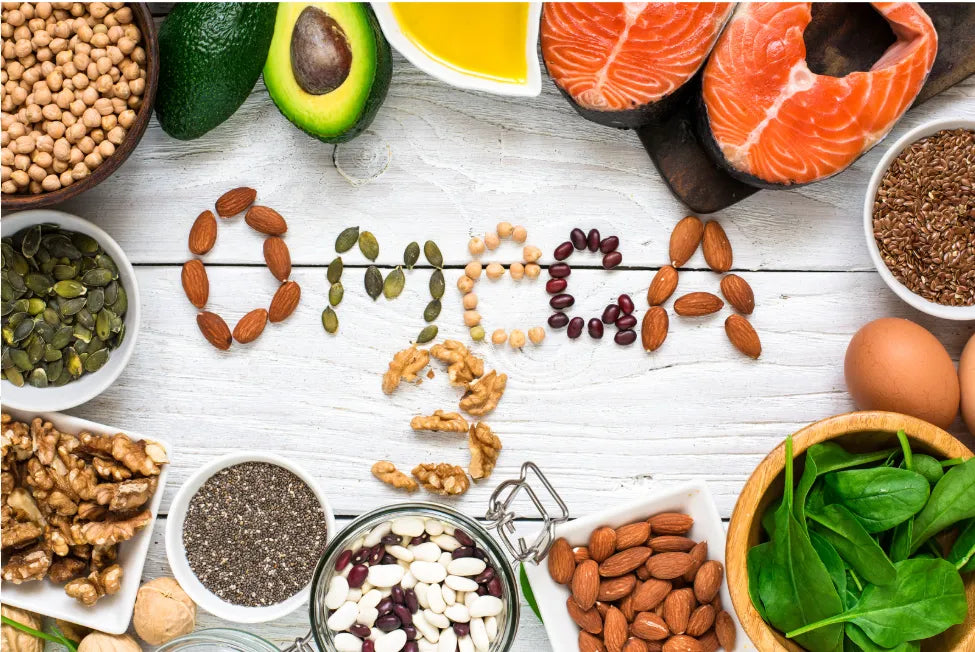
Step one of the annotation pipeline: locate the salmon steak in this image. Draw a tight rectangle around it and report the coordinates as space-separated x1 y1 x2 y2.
701 2 938 187
541 2 734 129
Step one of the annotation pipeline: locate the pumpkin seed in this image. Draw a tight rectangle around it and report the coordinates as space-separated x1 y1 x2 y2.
42 307 59 325
71 232 99 254
404 242 420 269
358 231 380 261
26 273 53 295
54 279 86 298
10 348 31 371
28 367 48 388
4 367 24 387
26 298 45 315
383 266 405 299
12 319 34 343
43 345 62 362
45 235 81 259
424 241 443 268
21 225 42 258
76 308 94 329
110 285 127 314
327 257 343 284
60 296 87 316
53 263 78 280
8 251 29 276
94 253 117 276
95 309 112 340
416 325 438 344
46 358 63 382
51 326 72 349
83 348 108 372
335 226 360 253
364 266 383 300
423 299 442 322
104 280 118 305
7 271 26 293
64 347 82 377
86 287 104 313
321 306 338 334
429 269 445 299
329 282 344 306
82 267 114 287
26 337 43 364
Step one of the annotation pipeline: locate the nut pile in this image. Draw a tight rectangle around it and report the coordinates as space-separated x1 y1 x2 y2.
1 413 167 605
547 512 736 652
376 340 506 496
643 216 760 359
463 222 544 348
182 186 301 350
324 516 506 652
2 224 128 388
1 2 147 195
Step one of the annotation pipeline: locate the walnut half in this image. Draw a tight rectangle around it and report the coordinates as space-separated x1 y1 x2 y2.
410 410 469 433
468 423 502 480
382 346 430 394
459 370 507 417
430 340 484 387
412 463 470 496
372 461 419 493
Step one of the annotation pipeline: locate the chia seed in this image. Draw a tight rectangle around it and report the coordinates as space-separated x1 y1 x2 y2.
182 462 328 607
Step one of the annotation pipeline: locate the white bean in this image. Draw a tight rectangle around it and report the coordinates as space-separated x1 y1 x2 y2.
442 584 456 606
401 571 418 589
367 564 405 588
347 588 362 603
326 601 358 631
464 591 478 608
445 575 478 592
387 545 414 562
356 605 378 628
444 603 470 623
415 582 430 609
430 534 460 551
325 575 349 610
426 581 447 613
411 542 443 563
364 520 392 546
360 589 383 609
447 557 486 577
458 635 475 652
375 629 407 652
437 626 457 652
469 595 503 618
411 560 447 584
412 611 440 643
418 641 438 652
392 517 425 537
334 632 362 652
424 608 450 629
485 616 498 642
470 617 489 651
438 551 453 568
425 519 445 536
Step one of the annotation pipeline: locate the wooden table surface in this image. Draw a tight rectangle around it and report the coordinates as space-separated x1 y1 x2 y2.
17 5 975 648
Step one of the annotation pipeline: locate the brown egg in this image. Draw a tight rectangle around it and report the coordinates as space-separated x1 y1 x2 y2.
961 332 975 436
844 318 959 428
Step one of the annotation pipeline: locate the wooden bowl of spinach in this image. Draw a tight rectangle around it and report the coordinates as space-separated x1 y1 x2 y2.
726 411 975 651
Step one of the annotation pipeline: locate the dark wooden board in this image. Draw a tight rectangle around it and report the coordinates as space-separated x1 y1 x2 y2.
637 3 975 214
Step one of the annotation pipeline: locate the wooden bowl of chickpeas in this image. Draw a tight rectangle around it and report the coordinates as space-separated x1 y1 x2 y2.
1 2 158 210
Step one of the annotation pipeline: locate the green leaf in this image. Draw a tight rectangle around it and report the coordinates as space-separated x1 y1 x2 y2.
846 624 919 652
911 459 975 553
809 529 847 600
795 443 896 526
808 504 896 586
947 519 975 573
911 454 944 485
895 431 913 471
747 541 772 620
762 495 781 538
888 519 913 564
785 558 968 648
824 468 929 533
519 562 542 623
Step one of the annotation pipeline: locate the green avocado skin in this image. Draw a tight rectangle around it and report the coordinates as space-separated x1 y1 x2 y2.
156 3 277 140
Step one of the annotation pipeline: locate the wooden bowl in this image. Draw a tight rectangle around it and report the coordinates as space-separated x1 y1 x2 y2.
726 411 975 652
1 3 158 212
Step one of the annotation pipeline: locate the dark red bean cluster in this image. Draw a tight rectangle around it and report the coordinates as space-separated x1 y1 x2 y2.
548 228 634 345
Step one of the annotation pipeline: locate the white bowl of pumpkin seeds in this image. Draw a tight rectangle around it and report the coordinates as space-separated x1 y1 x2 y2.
2 210 140 410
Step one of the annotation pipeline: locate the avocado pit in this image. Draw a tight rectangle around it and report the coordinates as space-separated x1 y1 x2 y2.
291 5 352 95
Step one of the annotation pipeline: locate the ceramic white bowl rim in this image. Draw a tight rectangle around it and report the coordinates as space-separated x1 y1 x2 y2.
1 209 142 409
371 2 542 97
165 451 336 624
862 117 975 321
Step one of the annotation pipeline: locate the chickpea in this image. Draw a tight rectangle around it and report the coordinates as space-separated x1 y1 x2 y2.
14 153 30 170
1 180 16 193
81 106 99 127
117 108 134 128
485 262 505 280
96 139 112 157
70 160 87 180
484 232 501 250
496 221 513 238
58 169 72 186
463 310 481 327
64 121 83 142
77 135 93 153
464 260 482 280
83 150 101 168
106 125 123 144
128 76 142 96
100 113 115 130
14 134 35 153
528 327 546 345
115 7 132 24
55 88 72 107
462 293 477 310
52 137 69 160
0 148 12 165
512 225 528 243
491 329 507 345
525 263 541 279
25 103 42 122
89 128 103 143
51 158 66 173
468 236 485 257
469 325 485 342
457 275 475 294
117 35 134 55
523 246 542 263
509 262 525 280
509 329 526 349
28 163 46 181
40 172 59 191
67 146 82 164
41 101 60 121
11 168 30 186
34 134 52 152
0 166 10 182
94 73 111 94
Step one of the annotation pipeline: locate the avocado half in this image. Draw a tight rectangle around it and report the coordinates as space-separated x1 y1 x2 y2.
264 3 391 144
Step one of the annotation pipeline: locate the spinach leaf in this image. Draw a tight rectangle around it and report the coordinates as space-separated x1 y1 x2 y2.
763 495 781 538
785 558 968 648
846 624 919 652
823 468 929 533
910 459 975 553
844 569 863 610
911 454 944 485
759 436 845 652
795 443 896 525
809 529 847 599
941 457 965 468
896 431 913 471
747 541 772 620
888 518 913 564
947 518 975 573
808 504 896 586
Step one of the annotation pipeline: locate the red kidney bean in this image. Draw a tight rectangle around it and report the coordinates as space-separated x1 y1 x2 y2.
403 642 418 652
616 314 637 330
336 549 353 572
570 228 587 250
368 544 384 565
550 293 575 309
362 640 375 652
554 241 574 260
376 613 401 632
618 294 634 314
381 534 402 546
410 533 429 545
602 251 622 269
350 624 371 639
347 564 368 588
587 228 600 252
352 549 369 564
405 588 419 613
615 329 637 345
546 278 567 294
568 316 584 339
474 567 495 584
602 304 620 324
549 312 569 328
381 553 397 565
588 318 604 339
454 529 474 547
549 262 571 278
377 597 394 614
391 584 405 604
599 236 619 254
452 546 475 559
403 625 418 641
472 548 488 561
393 603 413 625
453 622 471 637
487 577 503 597
477 584 489 596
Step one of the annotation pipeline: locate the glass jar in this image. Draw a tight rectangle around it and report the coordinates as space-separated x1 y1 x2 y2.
156 628 280 652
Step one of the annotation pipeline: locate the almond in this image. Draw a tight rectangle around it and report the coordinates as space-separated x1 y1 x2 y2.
693 560 723 603
719 273 754 314
646 552 694 580
686 605 715 638
662 635 703 652
615 522 651 550
641 306 668 352
663 587 695 635
579 631 607 652
589 526 617 562
697 630 720 652
604 607 628 652
233 308 268 344
600 547 652 578
649 513 694 535
245 205 288 236
725 314 761 359
649 536 696 552
714 611 736 650
196 311 231 350
548 537 576 585
669 216 704 267
632 578 671 612
683 542 708 582
572 559 600 610
215 186 256 217
630 612 669 641
188 210 217 254
567 597 602 634
619 589 637 622
647 265 678 305
622 639 649 652
636 564 652 581
263 236 291 282
598 574 637 602
702 220 732 273
181 259 208 308
596 601 612 618
574 546 592 563
673 292 723 317
268 280 301 323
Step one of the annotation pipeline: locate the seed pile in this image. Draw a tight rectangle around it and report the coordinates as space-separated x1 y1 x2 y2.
182 462 328 607
2 224 128 387
873 128 975 307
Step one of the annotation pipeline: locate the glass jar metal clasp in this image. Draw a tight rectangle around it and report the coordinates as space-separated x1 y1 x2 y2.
484 462 569 565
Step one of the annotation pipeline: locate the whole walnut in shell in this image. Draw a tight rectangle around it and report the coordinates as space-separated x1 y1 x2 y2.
1 606 42 652
133 577 196 644
77 632 141 652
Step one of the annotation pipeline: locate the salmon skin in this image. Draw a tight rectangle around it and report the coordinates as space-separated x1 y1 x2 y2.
541 2 734 129
700 2 938 187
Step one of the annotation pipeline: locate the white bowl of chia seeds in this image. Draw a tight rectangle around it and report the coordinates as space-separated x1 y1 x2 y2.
165 452 336 624
864 118 975 321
